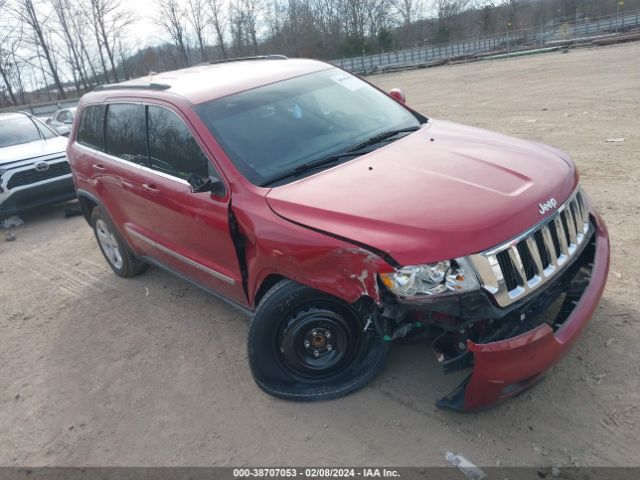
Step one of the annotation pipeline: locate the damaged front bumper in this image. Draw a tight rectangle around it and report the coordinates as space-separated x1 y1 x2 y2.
387 214 610 412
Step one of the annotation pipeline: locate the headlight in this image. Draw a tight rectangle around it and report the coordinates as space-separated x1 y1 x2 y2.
379 258 480 298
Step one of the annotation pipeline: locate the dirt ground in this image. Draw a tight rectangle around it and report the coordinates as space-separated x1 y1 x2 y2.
1 42 639 468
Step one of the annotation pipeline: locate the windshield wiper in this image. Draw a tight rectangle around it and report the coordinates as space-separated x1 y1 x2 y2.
292 149 375 174
260 148 376 187
259 126 420 187
345 126 420 153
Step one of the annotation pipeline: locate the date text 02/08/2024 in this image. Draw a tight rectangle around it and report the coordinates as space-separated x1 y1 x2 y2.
232 468 400 478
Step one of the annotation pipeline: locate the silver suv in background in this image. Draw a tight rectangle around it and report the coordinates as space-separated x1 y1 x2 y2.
0 112 75 219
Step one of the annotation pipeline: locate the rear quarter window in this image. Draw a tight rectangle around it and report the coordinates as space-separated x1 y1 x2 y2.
77 105 106 151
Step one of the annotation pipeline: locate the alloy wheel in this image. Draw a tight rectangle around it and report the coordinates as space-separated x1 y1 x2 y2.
95 219 123 270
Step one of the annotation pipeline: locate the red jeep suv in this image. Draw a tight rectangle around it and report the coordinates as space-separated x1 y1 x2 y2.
67 56 610 411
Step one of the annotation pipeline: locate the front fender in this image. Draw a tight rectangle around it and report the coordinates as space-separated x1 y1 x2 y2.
252 247 393 307
231 195 394 308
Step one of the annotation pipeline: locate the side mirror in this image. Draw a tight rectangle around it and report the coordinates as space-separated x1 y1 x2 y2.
187 173 226 196
388 88 406 105
55 125 71 136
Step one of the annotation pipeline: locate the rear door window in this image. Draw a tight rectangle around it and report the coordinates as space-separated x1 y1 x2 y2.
104 103 147 165
77 105 106 151
147 105 212 180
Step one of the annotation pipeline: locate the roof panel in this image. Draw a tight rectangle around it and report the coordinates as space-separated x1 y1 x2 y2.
108 58 333 104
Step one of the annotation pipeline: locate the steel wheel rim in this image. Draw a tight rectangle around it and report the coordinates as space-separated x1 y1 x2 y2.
96 219 123 270
277 306 359 380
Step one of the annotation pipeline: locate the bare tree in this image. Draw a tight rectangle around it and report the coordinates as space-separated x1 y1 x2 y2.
433 0 472 41
263 0 288 50
504 0 520 27
229 0 262 55
156 0 191 67
365 0 393 38
0 49 18 105
11 0 66 98
81 0 111 82
51 0 88 90
68 8 100 85
0 0 20 105
117 37 132 79
86 0 133 83
392 0 425 25
187 0 209 61
10 46 28 104
334 0 392 53
206 0 228 58
339 0 368 40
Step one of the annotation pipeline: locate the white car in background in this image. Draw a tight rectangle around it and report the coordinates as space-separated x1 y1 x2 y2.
46 107 77 136
0 112 75 219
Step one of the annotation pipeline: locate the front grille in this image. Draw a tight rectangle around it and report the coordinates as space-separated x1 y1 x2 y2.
496 250 519 290
6 161 71 189
533 230 550 267
469 188 591 307
516 241 536 280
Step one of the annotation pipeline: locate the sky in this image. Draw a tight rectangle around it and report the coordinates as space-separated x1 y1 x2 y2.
130 0 165 48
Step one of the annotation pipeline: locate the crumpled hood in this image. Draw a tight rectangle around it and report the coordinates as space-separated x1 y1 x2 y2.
0 136 68 166
266 119 577 266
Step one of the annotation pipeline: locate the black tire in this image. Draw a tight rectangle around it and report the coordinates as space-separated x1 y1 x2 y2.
248 280 389 401
91 207 148 278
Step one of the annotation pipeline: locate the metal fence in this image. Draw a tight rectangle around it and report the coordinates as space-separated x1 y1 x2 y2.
0 98 79 119
332 10 640 74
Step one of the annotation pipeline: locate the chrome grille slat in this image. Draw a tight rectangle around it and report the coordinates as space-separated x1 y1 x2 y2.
541 225 558 267
516 241 536 280
571 200 585 241
507 246 527 297
495 250 517 291
563 207 578 250
576 192 587 232
554 216 569 258
524 236 544 278
469 188 591 307
534 228 552 269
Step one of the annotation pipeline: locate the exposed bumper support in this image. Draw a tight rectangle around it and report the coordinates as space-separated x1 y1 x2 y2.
437 213 610 411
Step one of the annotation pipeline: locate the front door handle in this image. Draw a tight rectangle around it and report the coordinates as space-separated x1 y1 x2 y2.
92 163 106 170
142 183 160 195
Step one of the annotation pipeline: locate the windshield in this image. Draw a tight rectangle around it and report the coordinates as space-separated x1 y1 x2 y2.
196 68 421 186
0 115 55 148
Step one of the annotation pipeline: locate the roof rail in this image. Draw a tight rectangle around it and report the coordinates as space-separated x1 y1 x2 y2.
209 54 288 65
93 83 171 92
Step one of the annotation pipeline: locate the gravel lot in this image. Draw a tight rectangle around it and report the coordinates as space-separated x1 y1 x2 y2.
1 42 638 467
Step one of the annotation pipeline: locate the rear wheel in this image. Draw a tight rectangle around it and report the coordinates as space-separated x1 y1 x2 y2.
91 207 148 278
248 280 388 401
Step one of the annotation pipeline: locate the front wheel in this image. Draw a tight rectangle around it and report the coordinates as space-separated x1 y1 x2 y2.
248 281 388 401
